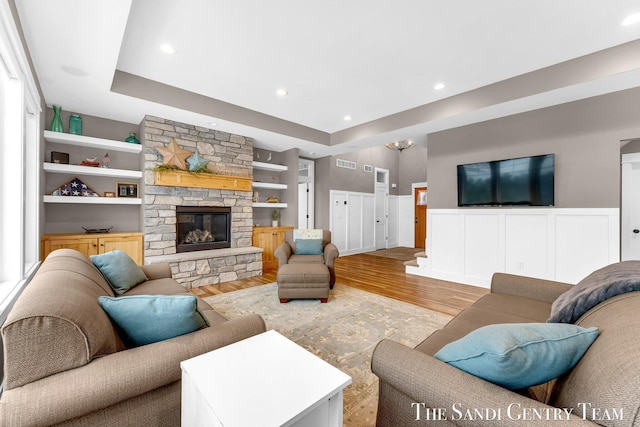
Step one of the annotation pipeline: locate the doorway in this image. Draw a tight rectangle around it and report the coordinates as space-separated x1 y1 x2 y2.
414 186 427 248
621 153 640 260
374 168 389 250
298 159 315 229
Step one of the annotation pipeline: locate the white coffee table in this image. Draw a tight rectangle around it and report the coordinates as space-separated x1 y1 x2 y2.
181 330 352 427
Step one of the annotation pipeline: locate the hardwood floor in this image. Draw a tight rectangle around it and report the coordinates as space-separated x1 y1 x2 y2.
190 249 489 316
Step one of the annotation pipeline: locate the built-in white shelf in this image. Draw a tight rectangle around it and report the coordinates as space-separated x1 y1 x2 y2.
253 202 287 208
44 195 142 205
252 182 287 190
43 163 142 179
252 161 288 172
44 130 142 154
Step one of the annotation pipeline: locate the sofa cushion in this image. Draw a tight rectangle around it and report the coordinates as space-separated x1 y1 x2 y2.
98 295 210 347
125 277 190 295
288 254 324 264
91 250 148 295
293 229 323 240
472 293 552 322
433 323 599 390
415 293 553 357
124 278 224 323
294 238 324 255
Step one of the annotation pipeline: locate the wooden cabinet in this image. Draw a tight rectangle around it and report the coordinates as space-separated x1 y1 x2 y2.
41 232 144 265
252 226 293 271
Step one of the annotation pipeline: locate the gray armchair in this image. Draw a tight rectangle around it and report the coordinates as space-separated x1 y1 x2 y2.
274 229 339 288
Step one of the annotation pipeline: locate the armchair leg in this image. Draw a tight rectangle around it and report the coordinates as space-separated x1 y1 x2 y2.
279 298 289 303
320 298 328 303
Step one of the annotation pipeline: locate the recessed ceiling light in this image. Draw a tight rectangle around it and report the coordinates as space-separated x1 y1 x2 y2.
276 88 288 97
208 121 217 127
160 44 176 54
343 115 352 121
621 13 640 26
434 83 446 90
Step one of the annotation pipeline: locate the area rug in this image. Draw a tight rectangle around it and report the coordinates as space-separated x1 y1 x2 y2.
365 247 419 261
204 283 452 426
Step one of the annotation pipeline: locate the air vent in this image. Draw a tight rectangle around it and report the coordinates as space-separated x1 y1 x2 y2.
336 159 356 170
363 165 373 173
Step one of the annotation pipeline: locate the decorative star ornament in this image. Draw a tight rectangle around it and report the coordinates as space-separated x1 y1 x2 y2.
156 139 192 170
187 150 209 171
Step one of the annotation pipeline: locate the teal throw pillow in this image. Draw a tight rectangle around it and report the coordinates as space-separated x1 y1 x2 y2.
433 323 599 390
98 295 210 347
294 239 323 255
91 250 147 295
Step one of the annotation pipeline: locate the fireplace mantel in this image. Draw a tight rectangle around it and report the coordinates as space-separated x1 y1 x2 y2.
154 170 252 191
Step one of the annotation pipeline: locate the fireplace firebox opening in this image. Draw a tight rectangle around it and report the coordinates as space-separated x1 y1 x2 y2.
176 206 231 253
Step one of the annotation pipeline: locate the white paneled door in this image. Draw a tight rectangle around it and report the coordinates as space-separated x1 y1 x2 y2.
374 168 389 250
622 153 640 260
330 190 376 255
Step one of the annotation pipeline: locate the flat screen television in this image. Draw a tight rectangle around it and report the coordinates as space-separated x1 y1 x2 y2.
457 154 554 207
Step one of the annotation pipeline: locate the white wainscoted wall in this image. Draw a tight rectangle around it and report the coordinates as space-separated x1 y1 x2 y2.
397 195 415 248
407 208 619 288
387 195 416 248
330 191 415 254
330 190 376 255
388 195 400 247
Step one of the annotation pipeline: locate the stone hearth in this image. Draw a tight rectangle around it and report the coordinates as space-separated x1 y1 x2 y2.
142 115 262 288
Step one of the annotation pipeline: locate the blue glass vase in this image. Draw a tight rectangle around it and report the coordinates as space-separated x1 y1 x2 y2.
50 105 64 133
125 132 140 144
69 114 82 135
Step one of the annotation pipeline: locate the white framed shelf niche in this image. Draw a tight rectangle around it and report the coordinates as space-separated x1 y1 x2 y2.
252 161 288 209
43 129 143 233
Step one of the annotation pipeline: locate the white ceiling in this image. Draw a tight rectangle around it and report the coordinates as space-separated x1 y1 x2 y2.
14 0 640 158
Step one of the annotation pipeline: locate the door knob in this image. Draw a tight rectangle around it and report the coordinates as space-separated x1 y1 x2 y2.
634 229 639 234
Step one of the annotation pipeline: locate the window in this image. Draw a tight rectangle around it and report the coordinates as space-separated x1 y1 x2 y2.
0 3 42 316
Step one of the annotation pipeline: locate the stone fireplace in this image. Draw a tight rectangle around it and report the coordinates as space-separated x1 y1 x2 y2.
176 206 231 252
142 115 262 288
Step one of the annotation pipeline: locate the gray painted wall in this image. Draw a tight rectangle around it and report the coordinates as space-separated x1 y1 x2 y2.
427 88 640 209
313 144 428 229
399 146 428 191
325 144 427 196
44 108 138 141
315 156 332 229
280 148 299 227
621 138 640 154
332 146 398 194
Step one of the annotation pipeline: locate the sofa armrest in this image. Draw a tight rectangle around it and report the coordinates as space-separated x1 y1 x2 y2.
0 314 266 426
141 262 172 280
274 242 292 267
491 272 574 304
372 339 597 426
323 243 339 267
